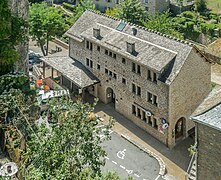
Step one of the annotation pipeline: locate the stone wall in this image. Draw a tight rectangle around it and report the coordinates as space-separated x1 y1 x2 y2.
197 123 221 180
168 49 211 148
9 0 29 74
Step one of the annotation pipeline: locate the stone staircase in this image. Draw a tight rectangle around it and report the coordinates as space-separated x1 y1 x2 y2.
188 159 196 180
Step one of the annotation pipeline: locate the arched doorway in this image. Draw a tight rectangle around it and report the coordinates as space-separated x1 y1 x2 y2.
106 87 115 106
175 117 185 141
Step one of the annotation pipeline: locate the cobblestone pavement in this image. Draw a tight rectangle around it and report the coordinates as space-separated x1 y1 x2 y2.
95 102 194 180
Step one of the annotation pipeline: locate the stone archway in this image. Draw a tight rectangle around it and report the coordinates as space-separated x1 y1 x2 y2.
175 117 186 141
106 87 115 106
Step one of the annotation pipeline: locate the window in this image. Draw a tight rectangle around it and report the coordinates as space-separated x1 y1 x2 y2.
86 58 89 66
90 42 93 51
132 62 141 74
109 71 112 77
90 60 93 68
137 86 141 96
86 41 93 50
153 72 157 83
147 70 151 80
147 92 152 103
137 65 141 75
105 68 108 74
147 92 158 106
122 58 126 64
132 83 136 94
105 49 108 55
132 105 136 115
109 51 112 57
122 78 126 84
153 118 158 129
86 41 89 49
144 0 149 3
113 73 117 79
153 95 158 106
148 116 152 126
132 62 136 72
142 111 146 122
97 64 100 70
97 46 100 51
145 7 149 11
147 69 158 83
113 54 116 59
137 108 141 118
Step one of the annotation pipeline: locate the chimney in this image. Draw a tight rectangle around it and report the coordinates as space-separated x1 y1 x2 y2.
93 28 100 39
126 42 135 54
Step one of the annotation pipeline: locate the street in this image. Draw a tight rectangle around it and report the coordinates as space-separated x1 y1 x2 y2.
102 132 160 180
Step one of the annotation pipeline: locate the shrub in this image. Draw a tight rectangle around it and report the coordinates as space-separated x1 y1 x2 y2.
182 11 196 19
62 2 75 11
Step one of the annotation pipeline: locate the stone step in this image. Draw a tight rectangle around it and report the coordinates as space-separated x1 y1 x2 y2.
189 176 196 180
190 170 196 177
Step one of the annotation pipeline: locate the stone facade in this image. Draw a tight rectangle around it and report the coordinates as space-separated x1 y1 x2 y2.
9 0 29 73
66 10 211 148
168 49 211 147
196 123 221 180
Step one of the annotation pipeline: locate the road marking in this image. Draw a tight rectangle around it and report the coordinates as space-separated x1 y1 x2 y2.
154 175 160 180
134 173 140 178
105 156 109 160
126 169 133 174
117 149 126 159
120 165 125 169
112 161 117 165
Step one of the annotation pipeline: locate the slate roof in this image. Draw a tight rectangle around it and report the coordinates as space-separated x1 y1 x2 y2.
192 102 221 131
66 10 195 85
41 56 99 88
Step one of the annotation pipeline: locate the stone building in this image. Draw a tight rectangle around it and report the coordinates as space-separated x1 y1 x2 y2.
42 10 211 148
192 102 221 180
91 0 169 14
9 0 29 73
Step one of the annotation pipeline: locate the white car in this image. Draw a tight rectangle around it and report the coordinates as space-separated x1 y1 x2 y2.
37 90 70 112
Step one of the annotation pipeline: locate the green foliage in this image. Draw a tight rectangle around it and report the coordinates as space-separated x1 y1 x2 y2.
115 0 146 25
0 0 27 75
29 2 67 56
143 11 183 39
0 73 30 95
71 0 96 23
105 7 119 17
195 0 207 13
63 2 76 11
25 97 114 179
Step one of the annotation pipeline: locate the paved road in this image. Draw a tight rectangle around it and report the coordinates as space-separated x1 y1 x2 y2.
102 132 160 180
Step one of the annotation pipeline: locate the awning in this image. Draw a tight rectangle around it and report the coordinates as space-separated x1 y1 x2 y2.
41 56 99 89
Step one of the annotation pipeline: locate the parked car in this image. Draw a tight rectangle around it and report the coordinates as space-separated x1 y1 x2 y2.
37 90 70 112
28 50 42 64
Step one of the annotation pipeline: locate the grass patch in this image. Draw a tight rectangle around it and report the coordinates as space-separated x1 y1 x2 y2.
207 0 221 14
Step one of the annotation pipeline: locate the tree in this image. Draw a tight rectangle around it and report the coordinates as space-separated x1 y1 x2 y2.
0 0 27 75
115 0 147 25
24 97 114 179
29 3 67 56
71 0 96 23
143 11 183 39
105 7 118 17
195 0 207 13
